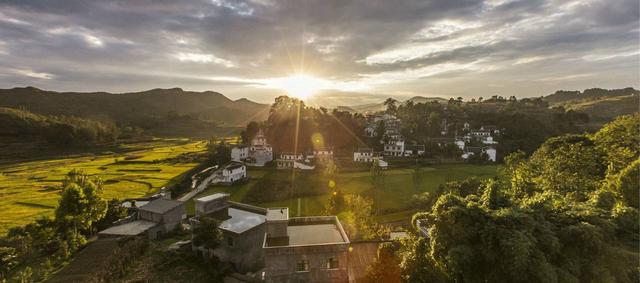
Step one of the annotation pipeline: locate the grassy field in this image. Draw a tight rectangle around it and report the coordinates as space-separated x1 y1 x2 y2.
0 139 208 235
189 164 499 223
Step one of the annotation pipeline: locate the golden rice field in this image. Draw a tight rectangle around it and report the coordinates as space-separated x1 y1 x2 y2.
0 139 209 235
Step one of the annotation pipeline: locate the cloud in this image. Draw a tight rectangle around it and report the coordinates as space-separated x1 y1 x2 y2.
0 0 636 103
11 69 54 79
174 52 234 67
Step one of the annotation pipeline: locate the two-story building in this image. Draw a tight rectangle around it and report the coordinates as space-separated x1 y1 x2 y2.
353 148 375 162
192 193 267 273
262 208 350 283
99 198 186 240
215 162 247 185
276 152 315 170
383 140 405 156
231 145 249 162
247 130 273 166
191 197 350 281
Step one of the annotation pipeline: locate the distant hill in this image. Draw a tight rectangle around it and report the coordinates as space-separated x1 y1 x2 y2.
543 88 639 124
0 106 121 146
0 87 270 137
544 87 638 105
340 96 449 114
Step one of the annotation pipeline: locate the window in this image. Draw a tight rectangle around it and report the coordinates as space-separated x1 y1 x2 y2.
327 257 339 269
296 260 309 272
227 236 234 247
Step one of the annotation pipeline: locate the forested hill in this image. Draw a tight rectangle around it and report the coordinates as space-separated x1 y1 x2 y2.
543 87 639 124
0 107 121 146
0 87 270 137
544 87 638 104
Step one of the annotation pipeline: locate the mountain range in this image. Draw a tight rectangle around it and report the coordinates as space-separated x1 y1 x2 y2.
0 87 270 137
0 86 636 138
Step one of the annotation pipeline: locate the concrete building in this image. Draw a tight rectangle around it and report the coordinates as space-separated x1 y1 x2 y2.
192 194 268 273
262 208 350 283
353 148 387 169
215 162 247 185
276 153 315 170
384 140 405 157
404 144 426 156
353 148 375 162
462 146 497 162
313 147 334 162
99 198 186 240
247 130 273 167
231 145 249 162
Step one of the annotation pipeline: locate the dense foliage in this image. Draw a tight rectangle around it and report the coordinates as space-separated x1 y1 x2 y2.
373 114 639 282
395 96 590 157
0 107 122 146
0 87 269 138
261 96 367 153
0 171 125 282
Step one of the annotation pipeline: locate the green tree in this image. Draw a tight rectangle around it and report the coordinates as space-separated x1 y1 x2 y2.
384 98 398 115
364 242 402 283
525 135 605 199
0 246 17 280
342 195 388 240
13 266 32 283
55 170 107 235
602 158 640 208
592 114 639 175
96 199 129 231
240 121 260 144
192 217 223 251
208 141 231 165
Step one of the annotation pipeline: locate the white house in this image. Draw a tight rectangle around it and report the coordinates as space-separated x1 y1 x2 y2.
376 158 389 169
364 125 376 137
455 139 466 150
404 144 426 156
354 148 375 162
384 140 405 156
485 147 497 161
216 162 247 184
461 147 497 162
313 148 334 160
482 136 498 145
276 153 315 170
231 146 249 162
247 130 273 167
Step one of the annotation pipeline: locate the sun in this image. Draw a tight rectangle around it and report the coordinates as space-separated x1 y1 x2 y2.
276 74 325 99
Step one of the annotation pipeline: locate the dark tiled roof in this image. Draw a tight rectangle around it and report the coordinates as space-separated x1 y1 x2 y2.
138 199 183 214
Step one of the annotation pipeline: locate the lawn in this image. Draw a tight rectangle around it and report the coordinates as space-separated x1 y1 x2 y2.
0 139 208 235
188 164 499 223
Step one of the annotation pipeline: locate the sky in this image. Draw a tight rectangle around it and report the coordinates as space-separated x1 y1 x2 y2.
0 0 638 106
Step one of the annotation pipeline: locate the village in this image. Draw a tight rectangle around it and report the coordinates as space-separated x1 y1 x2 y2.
90 112 502 283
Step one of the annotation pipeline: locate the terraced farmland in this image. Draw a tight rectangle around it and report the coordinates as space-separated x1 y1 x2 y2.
0 139 208 235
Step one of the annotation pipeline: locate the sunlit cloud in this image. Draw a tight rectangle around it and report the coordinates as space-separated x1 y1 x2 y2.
12 69 54 79
47 27 105 48
211 0 255 16
174 52 234 67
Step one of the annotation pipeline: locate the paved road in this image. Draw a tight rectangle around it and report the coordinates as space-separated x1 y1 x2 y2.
178 166 219 202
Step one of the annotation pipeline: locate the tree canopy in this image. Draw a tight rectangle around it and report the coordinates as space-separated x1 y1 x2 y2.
383 114 640 283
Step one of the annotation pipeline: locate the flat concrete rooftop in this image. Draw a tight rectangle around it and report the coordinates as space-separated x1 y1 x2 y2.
98 220 157 236
266 207 289 221
265 217 349 247
218 207 266 234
